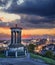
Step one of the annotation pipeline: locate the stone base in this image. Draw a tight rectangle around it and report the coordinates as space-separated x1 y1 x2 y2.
6 47 26 57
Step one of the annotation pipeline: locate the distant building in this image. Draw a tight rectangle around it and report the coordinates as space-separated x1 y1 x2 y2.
41 44 55 54
0 40 8 51
34 38 55 54
35 39 47 46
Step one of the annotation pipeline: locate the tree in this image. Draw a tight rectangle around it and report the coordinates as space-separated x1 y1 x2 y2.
28 44 36 53
44 50 53 58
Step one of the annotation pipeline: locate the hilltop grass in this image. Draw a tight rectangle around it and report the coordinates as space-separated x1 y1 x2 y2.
30 53 55 65
0 53 6 58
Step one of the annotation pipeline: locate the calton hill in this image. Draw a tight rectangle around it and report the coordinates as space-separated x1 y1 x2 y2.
28 43 55 65
0 39 55 65
0 25 55 65
0 0 55 65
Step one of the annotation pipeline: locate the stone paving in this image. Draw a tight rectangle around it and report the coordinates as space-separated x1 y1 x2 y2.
0 54 49 65
0 58 48 65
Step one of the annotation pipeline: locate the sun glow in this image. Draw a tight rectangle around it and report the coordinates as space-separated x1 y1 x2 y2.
0 27 55 39
22 28 55 36
0 12 21 22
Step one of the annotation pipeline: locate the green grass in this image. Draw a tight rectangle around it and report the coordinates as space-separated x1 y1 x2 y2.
0 53 6 58
30 53 55 65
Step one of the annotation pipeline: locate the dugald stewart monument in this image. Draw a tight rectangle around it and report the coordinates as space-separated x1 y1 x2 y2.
6 24 26 57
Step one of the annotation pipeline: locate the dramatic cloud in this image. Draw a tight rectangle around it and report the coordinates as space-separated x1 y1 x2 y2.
3 0 55 16
0 0 13 9
0 0 55 40
0 0 55 16
16 14 55 28
0 0 55 28
0 14 55 28
17 0 24 5
0 11 21 22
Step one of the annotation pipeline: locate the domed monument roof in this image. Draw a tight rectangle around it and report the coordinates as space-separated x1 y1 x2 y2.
10 24 22 30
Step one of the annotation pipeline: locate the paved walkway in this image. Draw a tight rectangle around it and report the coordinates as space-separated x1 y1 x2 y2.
0 53 48 65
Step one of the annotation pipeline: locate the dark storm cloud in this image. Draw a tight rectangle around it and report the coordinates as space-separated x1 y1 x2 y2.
4 0 55 25
0 0 8 6
0 0 55 16
19 14 55 28
0 0 55 28
4 0 55 16
0 14 55 28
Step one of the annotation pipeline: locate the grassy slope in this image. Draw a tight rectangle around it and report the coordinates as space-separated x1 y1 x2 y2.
0 53 6 58
30 53 55 65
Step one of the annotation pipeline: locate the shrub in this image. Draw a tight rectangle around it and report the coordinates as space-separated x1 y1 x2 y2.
44 50 54 59
28 44 35 53
53 54 55 60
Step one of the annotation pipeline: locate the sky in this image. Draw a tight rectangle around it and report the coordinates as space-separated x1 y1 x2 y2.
0 0 55 39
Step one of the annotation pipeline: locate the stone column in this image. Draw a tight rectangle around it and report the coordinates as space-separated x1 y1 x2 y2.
17 32 19 44
13 32 14 44
16 32 17 44
11 31 13 44
6 50 8 57
19 31 21 43
13 32 15 44
15 51 18 58
25 50 27 56
15 32 16 43
16 31 18 44
17 31 21 44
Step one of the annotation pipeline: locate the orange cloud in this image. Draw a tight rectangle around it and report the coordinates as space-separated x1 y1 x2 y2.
0 27 55 39
0 27 10 35
22 28 55 36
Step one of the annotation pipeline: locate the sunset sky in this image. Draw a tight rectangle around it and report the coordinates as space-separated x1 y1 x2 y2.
0 0 55 39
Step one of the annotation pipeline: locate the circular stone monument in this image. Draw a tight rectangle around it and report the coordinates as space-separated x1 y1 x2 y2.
6 24 26 57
